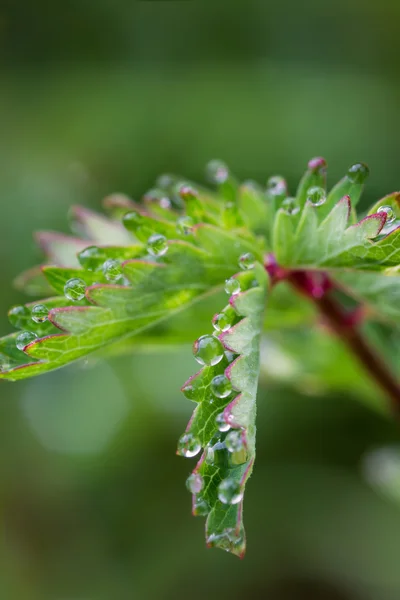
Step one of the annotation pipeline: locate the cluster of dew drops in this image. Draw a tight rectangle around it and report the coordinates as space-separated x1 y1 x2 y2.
176 248 257 508
8 160 238 359
8 159 394 368
267 161 373 216
270 162 397 232
9 209 181 356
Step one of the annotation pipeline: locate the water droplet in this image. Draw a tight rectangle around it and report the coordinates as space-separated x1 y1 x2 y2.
228 447 248 467
177 433 201 458
143 189 172 210
177 184 199 201
16 331 38 351
122 210 143 231
8 305 31 329
225 350 237 363
266 176 287 197
307 186 326 206
182 383 197 401
176 216 194 235
216 412 230 432
378 205 396 225
212 313 229 332
186 473 204 494
160 197 172 209
64 278 86 302
147 233 168 257
218 478 243 505
225 277 241 296
282 197 300 215
78 246 104 271
156 173 175 189
193 335 224 366
238 252 255 270
31 304 49 323
206 160 229 184
212 306 236 332
207 526 245 554
205 441 228 467
225 430 244 452
193 497 210 516
347 162 369 184
211 374 232 398
102 258 122 282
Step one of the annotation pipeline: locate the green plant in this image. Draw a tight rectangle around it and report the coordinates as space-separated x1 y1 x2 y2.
1 158 399 557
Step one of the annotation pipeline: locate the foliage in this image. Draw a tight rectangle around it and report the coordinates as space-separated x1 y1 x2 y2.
0 159 399 556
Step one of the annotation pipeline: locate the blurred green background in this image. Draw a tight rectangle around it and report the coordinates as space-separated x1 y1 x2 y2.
1 1 400 598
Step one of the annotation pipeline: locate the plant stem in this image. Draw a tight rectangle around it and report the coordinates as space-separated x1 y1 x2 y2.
288 270 400 412
264 255 400 412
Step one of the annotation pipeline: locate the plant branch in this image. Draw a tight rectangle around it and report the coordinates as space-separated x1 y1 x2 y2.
265 255 400 413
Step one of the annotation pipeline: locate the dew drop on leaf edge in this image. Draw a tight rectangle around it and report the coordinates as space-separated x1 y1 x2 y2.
306 186 326 207
78 246 103 271
282 197 300 216
102 258 122 282
212 309 234 333
176 216 194 235
31 304 49 323
377 205 396 225
193 334 224 366
206 159 229 184
207 527 245 553
186 473 204 494
211 374 232 398
177 433 201 458
16 331 38 351
225 277 241 296
177 184 199 201
216 412 230 432
238 252 255 271
266 175 286 194
64 278 87 302
225 430 244 453
193 497 210 516
122 210 143 231
205 441 227 467
156 173 175 189
218 478 243 505
147 233 168 257
347 162 369 184
182 383 196 401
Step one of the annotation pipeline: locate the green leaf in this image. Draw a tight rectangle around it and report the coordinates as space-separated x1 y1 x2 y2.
35 232 89 267
69 205 133 244
334 270 400 325
0 222 262 381
14 266 53 297
237 183 269 238
272 193 400 270
2 157 400 560
321 161 369 217
179 264 268 557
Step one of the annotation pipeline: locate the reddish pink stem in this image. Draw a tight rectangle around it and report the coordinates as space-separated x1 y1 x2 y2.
265 255 400 413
